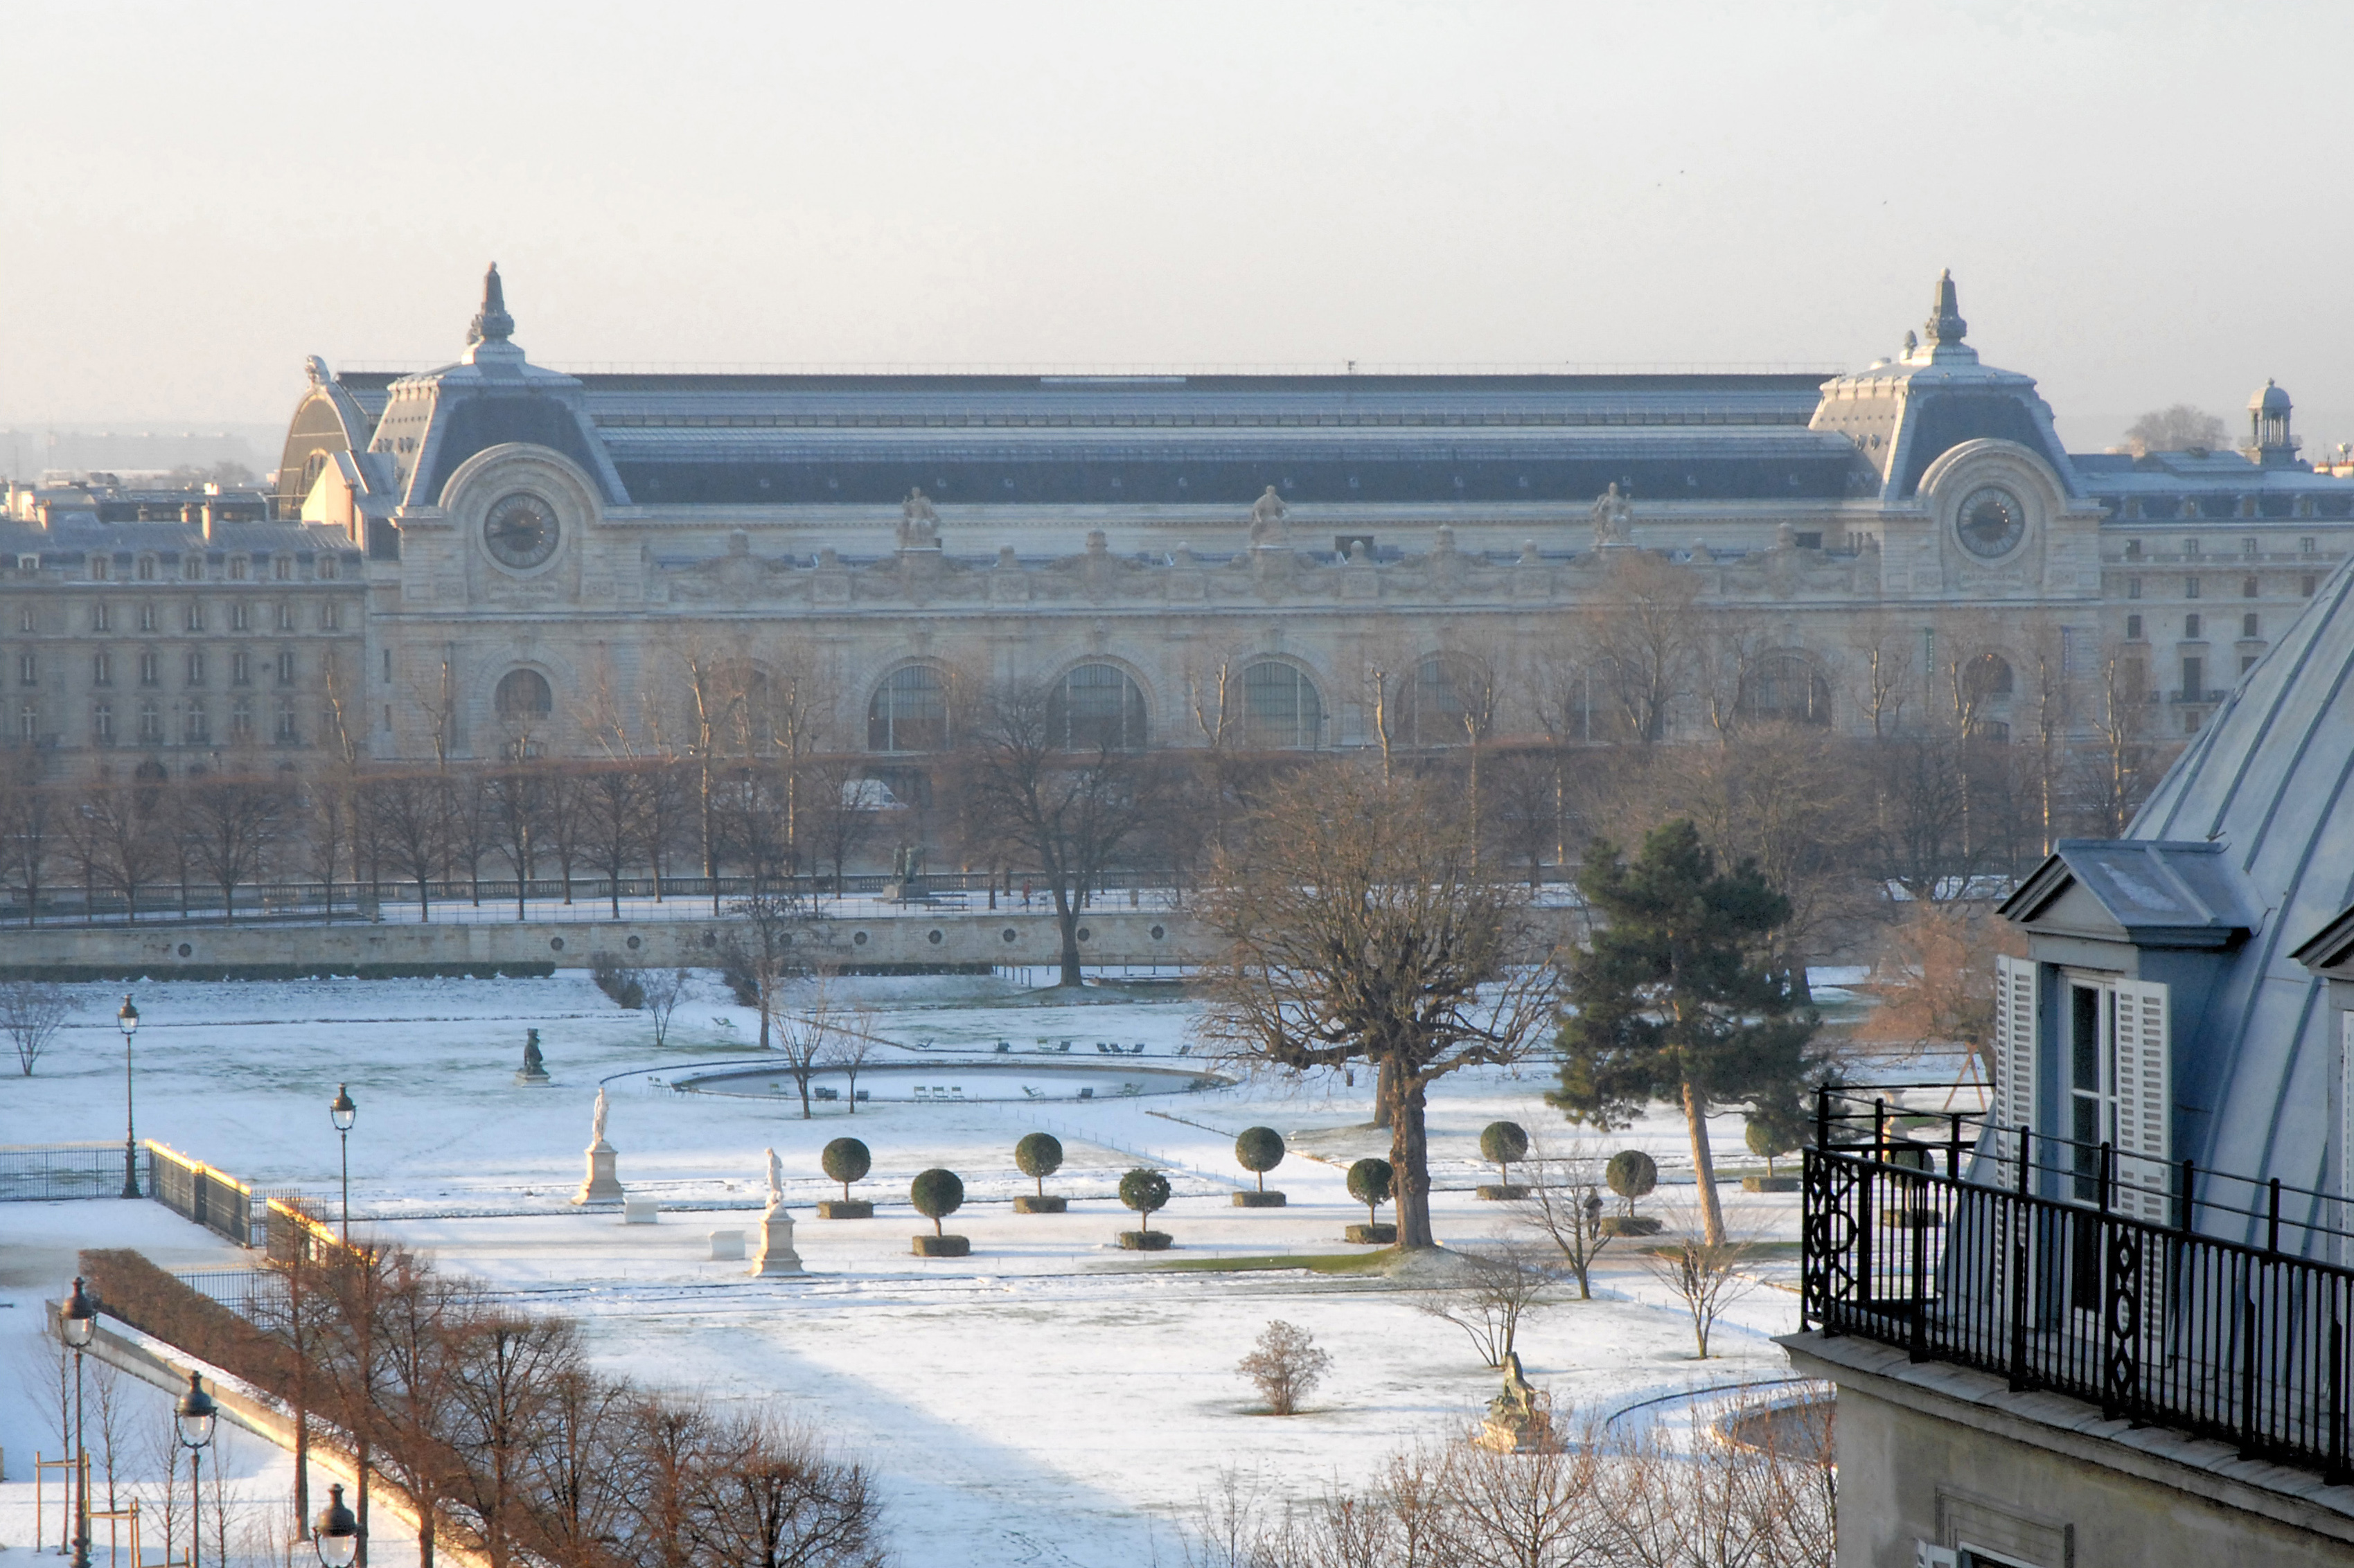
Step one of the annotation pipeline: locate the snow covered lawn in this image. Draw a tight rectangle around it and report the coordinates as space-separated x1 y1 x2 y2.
0 972 1823 1567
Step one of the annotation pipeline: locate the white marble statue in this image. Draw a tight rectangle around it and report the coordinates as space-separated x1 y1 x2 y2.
591 1086 610 1148
1248 485 1289 546
1591 483 1635 547
765 1146 785 1211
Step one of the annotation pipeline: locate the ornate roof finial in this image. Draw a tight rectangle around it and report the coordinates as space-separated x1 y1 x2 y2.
468 262 515 348
1924 268 1967 346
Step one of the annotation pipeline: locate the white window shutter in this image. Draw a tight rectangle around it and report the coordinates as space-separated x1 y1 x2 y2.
2112 979 2172 1224
1993 955 2039 1173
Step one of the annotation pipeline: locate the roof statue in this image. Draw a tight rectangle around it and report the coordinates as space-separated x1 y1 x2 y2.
898 488 941 549
305 355 330 387
468 262 515 348
1590 481 1634 546
1248 485 1289 546
1923 268 1967 346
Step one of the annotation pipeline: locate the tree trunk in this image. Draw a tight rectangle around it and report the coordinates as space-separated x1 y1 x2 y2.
1388 1072 1436 1249
1053 889 1083 987
356 1438 370 1568
1681 1078 1726 1245
418 1504 434 1568
1372 1053 1398 1129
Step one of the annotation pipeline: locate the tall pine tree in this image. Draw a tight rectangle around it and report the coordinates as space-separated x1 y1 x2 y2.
1552 819 1818 1244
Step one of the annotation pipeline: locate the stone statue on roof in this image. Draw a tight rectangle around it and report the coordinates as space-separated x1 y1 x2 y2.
1248 485 1289 546
1591 482 1634 547
467 262 515 348
899 488 941 549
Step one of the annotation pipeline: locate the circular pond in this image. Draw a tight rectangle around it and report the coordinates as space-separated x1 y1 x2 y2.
675 1060 1224 1105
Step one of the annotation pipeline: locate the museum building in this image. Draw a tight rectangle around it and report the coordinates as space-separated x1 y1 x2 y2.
1 268 2347 776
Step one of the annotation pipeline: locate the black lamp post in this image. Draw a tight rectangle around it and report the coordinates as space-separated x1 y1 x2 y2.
176 1372 218 1568
313 1483 360 1568
117 996 140 1198
330 1085 357 1244
60 1277 95 1568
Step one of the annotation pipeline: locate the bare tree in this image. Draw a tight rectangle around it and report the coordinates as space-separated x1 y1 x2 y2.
2124 403 2228 456
1516 1137 1616 1299
443 1309 584 1568
1640 1204 1757 1359
772 970 841 1119
0 979 69 1074
0 756 57 925
1577 550 1702 745
1416 1246 1563 1368
639 967 693 1049
823 998 880 1115
1196 763 1559 1249
963 675 1160 987
729 891 813 1054
683 1408 885 1568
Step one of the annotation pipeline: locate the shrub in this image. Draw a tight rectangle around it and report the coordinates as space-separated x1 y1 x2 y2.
1347 1157 1394 1229
76 1249 285 1391
1233 1127 1286 1192
1014 1132 1064 1197
590 960 646 1010
1606 1149 1658 1215
1237 1320 1331 1416
1480 1121 1530 1185
821 1138 871 1202
1744 1116 1800 1179
1119 1168 1171 1234
910 1168 964 1236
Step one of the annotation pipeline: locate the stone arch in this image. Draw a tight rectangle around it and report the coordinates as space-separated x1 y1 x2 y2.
1737 649 1834 727
1049 659 1151 751
867 660 953 753
495 667 554 719
1237 657 1327 750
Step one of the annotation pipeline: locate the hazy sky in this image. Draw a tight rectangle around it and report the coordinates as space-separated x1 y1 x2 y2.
5 1 2348 454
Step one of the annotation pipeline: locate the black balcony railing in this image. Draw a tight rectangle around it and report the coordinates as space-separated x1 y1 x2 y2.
1800 1086 2354 1481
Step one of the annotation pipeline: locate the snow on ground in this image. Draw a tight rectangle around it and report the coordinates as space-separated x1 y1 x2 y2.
0 972 1857 1567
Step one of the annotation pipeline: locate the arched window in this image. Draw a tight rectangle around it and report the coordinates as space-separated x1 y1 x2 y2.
1401 654 1485 747
495 668 553 719
1240 661 1324 749
1961 652 2015 702
1050 663 1149 751
868 664 948 752
1738 652 1833 727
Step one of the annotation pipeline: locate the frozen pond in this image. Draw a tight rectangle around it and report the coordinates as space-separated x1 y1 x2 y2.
673 1057 1227 1102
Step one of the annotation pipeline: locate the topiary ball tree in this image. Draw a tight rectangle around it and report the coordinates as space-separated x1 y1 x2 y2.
1014 1132 1064 1198
1479 1121 1530 1187
1234 1127 1286 1193
821 1137 871 1203
1119 1168 1172 1236
1347 1157 1394 1230
1606 1148 1658 1216
910 1167 964 1237
1744 1116 1800 1179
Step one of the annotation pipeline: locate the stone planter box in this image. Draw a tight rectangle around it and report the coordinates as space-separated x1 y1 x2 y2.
816 1200 874 1220
1475 1184 1532 1202
1599 1215 1663 1237
1742 1175 1800 1193
912 1234 971 1257
1116 1231 1174 1250
1345 1222 1397 1244
1013 1195 1068 1213
1232 1191 1288 1208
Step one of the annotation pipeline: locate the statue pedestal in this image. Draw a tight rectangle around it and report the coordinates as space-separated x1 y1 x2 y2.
1475 1409 1557 1454
572 1141 624 1204
515 1067 552 1087
751 1206 803 1275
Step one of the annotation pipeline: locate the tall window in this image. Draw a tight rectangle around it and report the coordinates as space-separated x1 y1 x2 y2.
92 603 108 632
16 651 33 686
318 555 338 580
92 702 112 742
231 650 249 686
93 651 112 687
1050 663 1148 751
275 700 298 742
229 555 249 581
321 601 339 631
137 700 161 742
867 664 948 752
139 603 157 633
275 602 294 631
231 603 249 632
275 650 296 686
229 698 252 742
186 650 205 687
274 555 292 581
2182 656 2204 700
182 555 202 581
90 556 109 582
1240 661 1323 749
184 602 204 632
1736 652 1832 727
139 651 159 687
495 668 554 718
136 555 157 582
184 701 209 744
17 703 34 742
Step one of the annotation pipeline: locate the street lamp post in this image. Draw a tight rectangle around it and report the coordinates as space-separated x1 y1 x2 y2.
330 1085 357 1244
117 997 140 1199
60 1277 96 1568
175 1373 217 1568
313 1483 360 1568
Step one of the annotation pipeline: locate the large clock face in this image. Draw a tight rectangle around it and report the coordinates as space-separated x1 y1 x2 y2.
484 491 560 569
1957 485 2026 558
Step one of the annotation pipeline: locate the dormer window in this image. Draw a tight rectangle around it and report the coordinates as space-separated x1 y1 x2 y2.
229 555 249 581
317 555 338 581
2184 539 2201 558
90 556 109 582
182 555 202 580
2125 540 2143 560
273 555 292 581
136 555 157 581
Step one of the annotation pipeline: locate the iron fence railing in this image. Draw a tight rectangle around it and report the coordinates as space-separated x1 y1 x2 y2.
144 1141 261 1247
1801 1086 2354 1481
0 1141 127 1202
